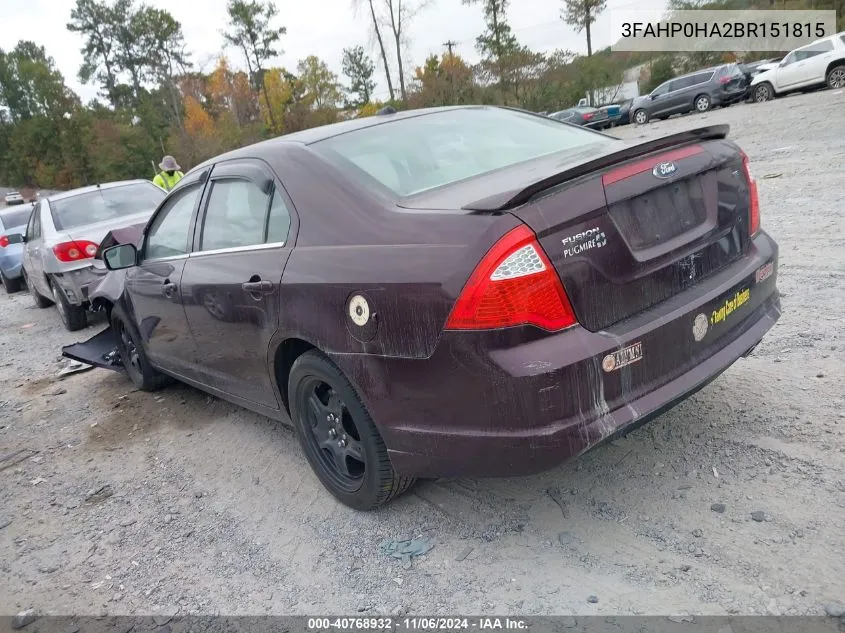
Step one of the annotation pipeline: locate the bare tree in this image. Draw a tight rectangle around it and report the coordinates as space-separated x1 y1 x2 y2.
382 0 429 102
353 0 395 101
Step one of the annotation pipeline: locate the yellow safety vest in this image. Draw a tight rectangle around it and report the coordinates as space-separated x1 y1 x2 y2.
153 170 184 191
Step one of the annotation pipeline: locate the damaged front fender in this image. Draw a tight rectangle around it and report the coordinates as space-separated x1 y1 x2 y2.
89 269 127 310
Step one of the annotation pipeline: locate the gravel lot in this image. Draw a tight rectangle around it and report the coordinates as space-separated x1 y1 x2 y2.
1 89 844 619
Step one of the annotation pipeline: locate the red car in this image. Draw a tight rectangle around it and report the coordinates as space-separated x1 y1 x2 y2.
64 106 780 510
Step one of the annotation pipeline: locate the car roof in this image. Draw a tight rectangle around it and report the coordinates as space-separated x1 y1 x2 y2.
189 105 503 173
46 180 157 203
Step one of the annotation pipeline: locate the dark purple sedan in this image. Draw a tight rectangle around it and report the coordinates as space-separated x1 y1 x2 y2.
63 106 780 510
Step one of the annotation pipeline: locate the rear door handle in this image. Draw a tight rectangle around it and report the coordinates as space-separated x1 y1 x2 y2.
242 280 274 294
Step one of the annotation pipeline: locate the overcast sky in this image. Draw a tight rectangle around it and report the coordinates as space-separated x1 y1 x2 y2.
0 0 667 103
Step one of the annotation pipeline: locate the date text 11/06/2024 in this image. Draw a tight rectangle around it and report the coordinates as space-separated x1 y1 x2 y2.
307 617 529 631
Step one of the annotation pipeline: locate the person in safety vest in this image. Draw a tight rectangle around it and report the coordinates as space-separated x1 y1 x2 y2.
153 155 184 191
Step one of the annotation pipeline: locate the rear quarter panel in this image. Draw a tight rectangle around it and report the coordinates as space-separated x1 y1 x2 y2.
267 145 522 360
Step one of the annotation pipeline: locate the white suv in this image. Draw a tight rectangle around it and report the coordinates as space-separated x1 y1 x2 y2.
751 31 845 102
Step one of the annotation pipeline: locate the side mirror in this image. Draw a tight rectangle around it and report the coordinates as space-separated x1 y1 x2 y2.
103 243 138 270
5 233 25 245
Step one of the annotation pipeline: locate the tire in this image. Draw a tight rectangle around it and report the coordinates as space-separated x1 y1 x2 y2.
111 304 171 392
1 270 23 294
827 65 845 90
24 269 52 308
288 350 415 510
50 278 87 332
753 82 774 103
633 109 649 125
694 94 711 112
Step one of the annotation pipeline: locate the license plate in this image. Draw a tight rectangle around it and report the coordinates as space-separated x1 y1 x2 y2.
610 179 706 250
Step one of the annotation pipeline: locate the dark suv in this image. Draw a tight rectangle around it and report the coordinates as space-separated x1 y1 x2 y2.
631 64 748 124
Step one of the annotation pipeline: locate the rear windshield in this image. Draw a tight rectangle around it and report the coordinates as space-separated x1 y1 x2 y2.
0 204 34 230
50 183 165 230
313 108 612 197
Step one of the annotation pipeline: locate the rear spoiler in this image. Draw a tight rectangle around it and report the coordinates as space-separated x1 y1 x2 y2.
463 124 730 212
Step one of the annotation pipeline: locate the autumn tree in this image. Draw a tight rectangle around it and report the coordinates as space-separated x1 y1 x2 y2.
561 0 607 57
341 45 376 107
224 0 287 131
297 56 343 110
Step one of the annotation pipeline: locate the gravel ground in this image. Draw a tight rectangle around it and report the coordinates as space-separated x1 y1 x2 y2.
1 89 844 619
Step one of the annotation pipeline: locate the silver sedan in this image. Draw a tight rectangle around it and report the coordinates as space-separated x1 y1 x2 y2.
9 180 165 331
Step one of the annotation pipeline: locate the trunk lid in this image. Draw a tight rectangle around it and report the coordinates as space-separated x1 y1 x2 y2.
506 131 754 331
63 210 155 247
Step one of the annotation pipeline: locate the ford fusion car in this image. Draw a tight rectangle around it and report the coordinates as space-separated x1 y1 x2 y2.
62 106 780 510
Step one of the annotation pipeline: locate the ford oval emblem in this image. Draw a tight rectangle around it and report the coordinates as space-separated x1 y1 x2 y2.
653 161 677 179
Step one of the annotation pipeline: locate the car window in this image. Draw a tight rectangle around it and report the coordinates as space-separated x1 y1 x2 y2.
840 35 845 46
794 40 834 60
32 206 42 239
25 205 38 241
50 182 166 231
266 189 292 244
200 179 271 251
0 204 34 230
312 108 613 198
651 82 671 96
780 52 796 66
669 76 693 91
144 185 201 260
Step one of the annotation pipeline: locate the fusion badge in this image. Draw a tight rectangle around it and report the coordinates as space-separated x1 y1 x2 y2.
692 313 709 342
561 226 607 258
602 341 643 373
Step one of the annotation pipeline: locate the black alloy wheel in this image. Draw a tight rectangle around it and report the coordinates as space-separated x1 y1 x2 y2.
288 350 415 510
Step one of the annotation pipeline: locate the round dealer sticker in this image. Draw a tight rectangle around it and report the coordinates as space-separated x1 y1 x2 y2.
602 355 616 372
692 313 709 342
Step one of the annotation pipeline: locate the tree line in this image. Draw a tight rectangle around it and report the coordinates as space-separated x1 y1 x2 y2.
1 0 841 189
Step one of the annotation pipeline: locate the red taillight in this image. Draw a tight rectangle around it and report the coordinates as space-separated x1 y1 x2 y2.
718 76 731 84
53 240 99 262
582 112 594 121
0 235 9 248
445 225 578 332
740 150 760 236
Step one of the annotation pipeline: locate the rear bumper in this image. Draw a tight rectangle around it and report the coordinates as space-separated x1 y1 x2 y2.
52 265 102 306
713 87 748 105
337 232 780 479
0 253 23 279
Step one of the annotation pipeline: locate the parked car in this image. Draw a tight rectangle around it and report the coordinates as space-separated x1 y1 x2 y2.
750 31 845 102
4 191 25 205
549 106 610 128
0 202 35 293
612 99 633 126
6 180 166 331
63 106 780 510
631 63 748 124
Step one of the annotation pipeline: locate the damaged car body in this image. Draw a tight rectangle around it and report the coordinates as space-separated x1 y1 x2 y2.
63 106 781 510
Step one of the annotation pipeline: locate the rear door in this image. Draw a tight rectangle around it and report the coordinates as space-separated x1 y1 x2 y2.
510 139 754 332
179 159 296 408
24 203 49 296
124 172 207 377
